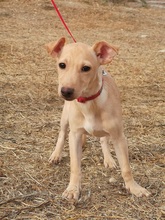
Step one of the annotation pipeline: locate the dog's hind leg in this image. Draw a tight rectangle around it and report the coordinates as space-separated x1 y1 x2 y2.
100 137 117 169
82 134 86 148
49 102 69 164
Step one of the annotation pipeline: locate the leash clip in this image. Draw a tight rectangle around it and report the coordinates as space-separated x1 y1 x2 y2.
102 70 107 76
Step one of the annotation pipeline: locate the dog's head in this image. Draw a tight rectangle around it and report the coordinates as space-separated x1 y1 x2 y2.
46 37 118 101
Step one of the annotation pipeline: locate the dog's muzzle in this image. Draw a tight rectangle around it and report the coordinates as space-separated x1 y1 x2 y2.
61 87 75 100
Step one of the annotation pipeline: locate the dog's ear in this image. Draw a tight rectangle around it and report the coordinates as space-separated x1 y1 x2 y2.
46 37 66 58
92 41 118 65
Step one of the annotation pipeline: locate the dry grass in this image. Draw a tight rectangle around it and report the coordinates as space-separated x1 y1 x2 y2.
0 0 165 219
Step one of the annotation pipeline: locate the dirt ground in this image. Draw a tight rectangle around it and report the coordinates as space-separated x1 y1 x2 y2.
0 0 165 219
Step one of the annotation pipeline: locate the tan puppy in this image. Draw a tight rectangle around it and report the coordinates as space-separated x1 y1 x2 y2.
46 37 150 202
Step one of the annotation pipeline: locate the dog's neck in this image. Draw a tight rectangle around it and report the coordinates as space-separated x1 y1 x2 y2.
77 70 106 103
77 82 103 103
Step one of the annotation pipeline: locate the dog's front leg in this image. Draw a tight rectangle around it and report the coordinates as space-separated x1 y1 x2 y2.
49 103 69 164
113 133 150 197
62 131 82 202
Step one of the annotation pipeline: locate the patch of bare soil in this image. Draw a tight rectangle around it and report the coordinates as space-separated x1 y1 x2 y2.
0 0 164 219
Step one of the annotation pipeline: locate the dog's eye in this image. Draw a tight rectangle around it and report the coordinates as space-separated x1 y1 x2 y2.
59 63 66 69
81 66 91 72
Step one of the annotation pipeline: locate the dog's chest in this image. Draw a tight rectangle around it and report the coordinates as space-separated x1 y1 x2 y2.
84 116 108 137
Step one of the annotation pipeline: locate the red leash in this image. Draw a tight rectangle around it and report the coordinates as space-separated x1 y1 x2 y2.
51 0 76 43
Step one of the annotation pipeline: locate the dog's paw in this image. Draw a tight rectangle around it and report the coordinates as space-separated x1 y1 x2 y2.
104 154 117 169
126 181 151 197
62 185 80 202
49 150 62 164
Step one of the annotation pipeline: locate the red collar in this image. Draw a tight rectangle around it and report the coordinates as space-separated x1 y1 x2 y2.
77 82 103 103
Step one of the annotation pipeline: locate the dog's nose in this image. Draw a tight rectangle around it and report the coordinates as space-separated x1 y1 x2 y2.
61 87 74 99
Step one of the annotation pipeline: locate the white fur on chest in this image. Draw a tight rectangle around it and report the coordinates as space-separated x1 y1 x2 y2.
84 116 108 137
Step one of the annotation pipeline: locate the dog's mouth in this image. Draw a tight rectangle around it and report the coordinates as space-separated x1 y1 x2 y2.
62 96 75 101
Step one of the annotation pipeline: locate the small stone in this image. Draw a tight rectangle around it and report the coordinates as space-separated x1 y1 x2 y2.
109 177 117 183
159 49 165 53
140 34 148 38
